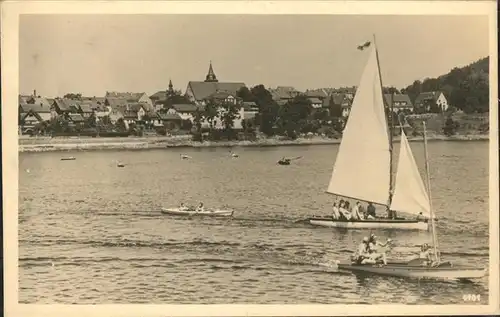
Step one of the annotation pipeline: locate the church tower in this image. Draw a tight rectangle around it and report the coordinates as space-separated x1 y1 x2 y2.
167 79 174 96
204 61 218 83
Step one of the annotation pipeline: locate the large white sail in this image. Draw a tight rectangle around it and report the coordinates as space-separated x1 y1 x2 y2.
326 47 391 205
390 130 431 217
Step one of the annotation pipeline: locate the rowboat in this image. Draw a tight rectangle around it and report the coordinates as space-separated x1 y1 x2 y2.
331 36 485 280
308 217 429 231
229 150 239 158
336 260 487 280
278 156 301 166
313 35 434 231
61 156 76 161
161 207 234 217
277 159 290 165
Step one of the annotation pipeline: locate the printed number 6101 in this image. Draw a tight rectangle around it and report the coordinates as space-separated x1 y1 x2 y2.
463 294 481 302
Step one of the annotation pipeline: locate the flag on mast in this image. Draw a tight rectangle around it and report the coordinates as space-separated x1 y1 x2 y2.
357 41 371 50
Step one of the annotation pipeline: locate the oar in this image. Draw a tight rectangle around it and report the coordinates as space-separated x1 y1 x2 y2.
289 156 303 161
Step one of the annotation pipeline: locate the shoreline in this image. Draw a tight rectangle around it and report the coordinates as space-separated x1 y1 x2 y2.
18 134 489 153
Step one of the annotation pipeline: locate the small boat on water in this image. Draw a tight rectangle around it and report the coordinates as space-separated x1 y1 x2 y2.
277 156 301 165
61 156 76 161
336 260 486 281
308 37 432 231
332 37 485 281
161 207 234 217
180 154 192 160
117 162 125 167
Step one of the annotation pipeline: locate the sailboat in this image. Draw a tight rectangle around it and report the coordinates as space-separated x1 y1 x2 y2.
337 123 486 280
308 38 432 231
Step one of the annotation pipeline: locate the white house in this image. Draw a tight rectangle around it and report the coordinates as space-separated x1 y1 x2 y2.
414 91 449 112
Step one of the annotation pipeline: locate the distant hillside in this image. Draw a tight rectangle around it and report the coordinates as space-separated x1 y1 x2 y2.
401 57 489 113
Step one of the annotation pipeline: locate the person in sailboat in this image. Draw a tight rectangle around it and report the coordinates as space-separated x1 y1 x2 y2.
331 202 341 220
351 201 364 220
366 202 376 219
353 237 375 265
367 234 391 265
338 200 351 220
357 201 366 219
419 243 432 266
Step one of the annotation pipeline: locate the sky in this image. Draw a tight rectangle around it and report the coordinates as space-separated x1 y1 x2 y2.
19 14 490 98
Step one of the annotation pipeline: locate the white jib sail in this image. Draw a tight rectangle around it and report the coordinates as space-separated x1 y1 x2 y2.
326 47 391 205
390 130 431 217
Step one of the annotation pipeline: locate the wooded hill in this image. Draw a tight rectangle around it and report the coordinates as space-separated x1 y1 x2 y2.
400 57 489 114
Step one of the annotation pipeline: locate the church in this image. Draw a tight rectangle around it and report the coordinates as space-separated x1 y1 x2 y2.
185 62 246 106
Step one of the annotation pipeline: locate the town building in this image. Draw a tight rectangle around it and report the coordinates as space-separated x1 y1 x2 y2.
184 62 246 106
242 101 259 121
414 91 449 112
269 86 302 104
308 97 323 109
18 101 53 134
201 91 244 130
322 93 352 117
165 104 203 122
384 93 414 113
105 91 152 103
150 79 176 108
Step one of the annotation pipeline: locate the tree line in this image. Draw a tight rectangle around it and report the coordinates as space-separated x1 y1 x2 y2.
401 57 489 114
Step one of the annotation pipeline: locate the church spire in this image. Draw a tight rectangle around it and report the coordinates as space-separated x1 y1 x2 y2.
168 79 174 94
205 60 218 82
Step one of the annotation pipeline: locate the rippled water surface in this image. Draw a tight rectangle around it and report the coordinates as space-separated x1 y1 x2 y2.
19 142 490 304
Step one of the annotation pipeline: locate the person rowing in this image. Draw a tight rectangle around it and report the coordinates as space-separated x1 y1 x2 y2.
196 202 205 212
179 203 189 211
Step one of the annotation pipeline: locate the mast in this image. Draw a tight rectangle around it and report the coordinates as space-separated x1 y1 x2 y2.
373 34 395 210
422 122 440 263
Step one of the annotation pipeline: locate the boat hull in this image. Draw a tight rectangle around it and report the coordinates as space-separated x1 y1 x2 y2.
337 262 486 280
308 217 429 231
161 208 234 217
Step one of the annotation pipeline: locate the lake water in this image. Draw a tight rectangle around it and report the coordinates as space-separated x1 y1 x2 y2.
18 141 490 304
